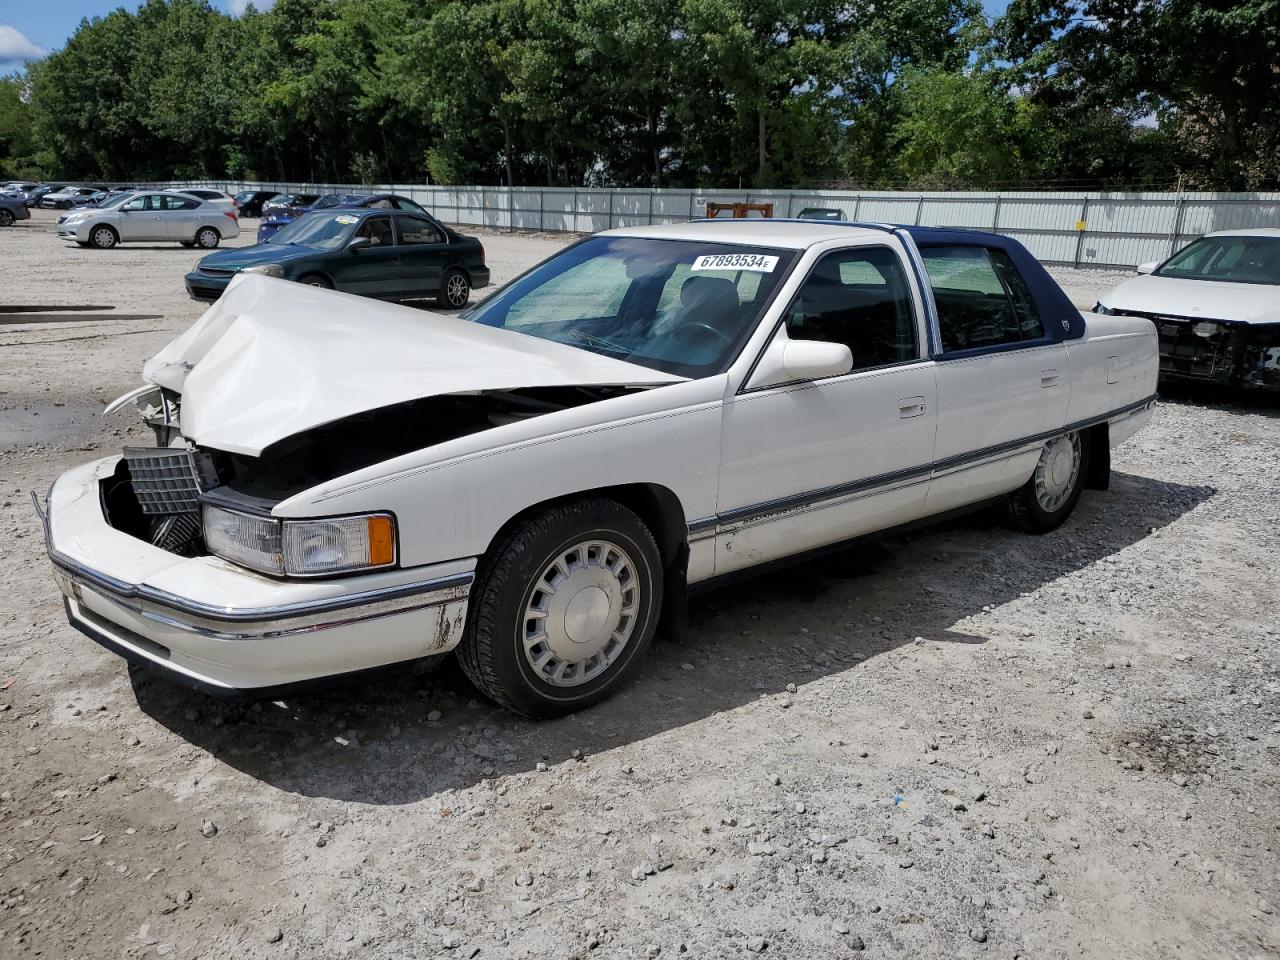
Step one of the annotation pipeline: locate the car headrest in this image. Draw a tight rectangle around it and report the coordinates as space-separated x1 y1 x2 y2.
680 276 739 313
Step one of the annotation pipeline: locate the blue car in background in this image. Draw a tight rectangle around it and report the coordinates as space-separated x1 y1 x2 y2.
255 192 431 242
188 207 489 307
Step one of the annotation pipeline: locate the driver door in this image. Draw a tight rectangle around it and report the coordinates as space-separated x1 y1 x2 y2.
329 215 398 297
118 194 166 241
714 243 938 576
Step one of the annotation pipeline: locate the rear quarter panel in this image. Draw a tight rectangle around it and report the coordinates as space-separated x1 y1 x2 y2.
1064 312 1158 429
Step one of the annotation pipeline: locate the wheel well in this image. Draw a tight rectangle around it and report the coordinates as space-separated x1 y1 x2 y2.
90 223 117 238
486 484 687 569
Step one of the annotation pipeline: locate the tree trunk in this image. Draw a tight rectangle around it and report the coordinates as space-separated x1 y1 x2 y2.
756 108 767 186
501 113 515 188
649 105 661 189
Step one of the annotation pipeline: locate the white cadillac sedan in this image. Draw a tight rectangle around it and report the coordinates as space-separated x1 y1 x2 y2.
39 221 1158 716
1094 228 1280 391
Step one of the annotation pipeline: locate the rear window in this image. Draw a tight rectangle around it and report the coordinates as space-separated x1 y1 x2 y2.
921 246 1046 352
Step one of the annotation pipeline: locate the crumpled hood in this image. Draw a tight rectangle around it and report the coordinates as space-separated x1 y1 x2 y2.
1104 273 1280 324
144 273 684 457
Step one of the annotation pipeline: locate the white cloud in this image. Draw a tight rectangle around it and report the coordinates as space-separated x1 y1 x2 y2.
226 0 278 15
0 25 46 65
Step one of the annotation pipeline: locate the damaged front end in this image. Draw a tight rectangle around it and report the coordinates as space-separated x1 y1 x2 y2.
1143 313 1280 389
100 385 644 564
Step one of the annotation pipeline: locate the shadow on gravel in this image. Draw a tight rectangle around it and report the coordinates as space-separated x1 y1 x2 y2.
130 469 1215 804
1158 382 1280 415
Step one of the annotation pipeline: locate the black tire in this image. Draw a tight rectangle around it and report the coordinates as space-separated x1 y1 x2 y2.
437 268 470 309
90 225 118 249
298 273 332 289
1007 430 1091 534
457 498 663 718
194 226 220 249
0 209 13 227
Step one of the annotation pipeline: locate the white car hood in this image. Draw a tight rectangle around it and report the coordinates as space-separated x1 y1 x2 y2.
143 273 684 457
1104 274 1280 324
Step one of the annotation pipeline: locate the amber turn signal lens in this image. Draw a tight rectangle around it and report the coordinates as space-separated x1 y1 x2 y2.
367 515 395 566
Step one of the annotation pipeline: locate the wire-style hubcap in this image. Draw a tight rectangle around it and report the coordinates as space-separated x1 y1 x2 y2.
446 275 468 306
1034 432 1081 512
521 539 639 687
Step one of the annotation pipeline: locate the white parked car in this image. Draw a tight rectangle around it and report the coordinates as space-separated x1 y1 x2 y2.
38 222 1157 716
1094 228 1280 391
165 187 237 215
55 190 240 249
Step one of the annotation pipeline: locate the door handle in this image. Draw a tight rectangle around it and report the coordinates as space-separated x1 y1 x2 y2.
898 396 927 418
1040 369 1060 387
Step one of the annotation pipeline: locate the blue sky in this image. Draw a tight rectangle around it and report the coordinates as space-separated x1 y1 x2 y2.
1 1 1011 70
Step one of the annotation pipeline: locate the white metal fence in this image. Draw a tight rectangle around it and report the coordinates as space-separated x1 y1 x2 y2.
150 181 1280 270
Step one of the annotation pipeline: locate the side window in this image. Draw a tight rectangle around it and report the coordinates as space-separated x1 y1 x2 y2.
784 246 918 371
394 198 428 215
367 198 394 209
160 195 197 211
356 216 394 247
122 195 151 212
398 215 444 245
922 246 1046 352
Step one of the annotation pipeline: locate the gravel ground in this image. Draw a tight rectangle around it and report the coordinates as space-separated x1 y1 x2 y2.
2 209 1279 960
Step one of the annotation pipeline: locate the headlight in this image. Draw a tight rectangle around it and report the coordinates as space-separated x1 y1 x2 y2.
202 506 396 576
241 264 285 278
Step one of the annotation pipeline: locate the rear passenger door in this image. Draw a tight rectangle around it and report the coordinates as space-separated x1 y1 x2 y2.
715 243 938 576
394 214 448 298
158 194 201 240
920 244 1070 514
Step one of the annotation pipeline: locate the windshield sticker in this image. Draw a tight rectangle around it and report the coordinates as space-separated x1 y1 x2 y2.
334 215 359 225
691 253 778 273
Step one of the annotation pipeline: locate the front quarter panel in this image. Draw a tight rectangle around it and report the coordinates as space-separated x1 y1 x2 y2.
273 377 727 572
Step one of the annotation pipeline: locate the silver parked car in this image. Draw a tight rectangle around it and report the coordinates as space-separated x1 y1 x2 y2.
55 190 240 250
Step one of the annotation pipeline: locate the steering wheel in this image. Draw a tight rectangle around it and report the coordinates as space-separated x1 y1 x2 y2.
672 321 732 346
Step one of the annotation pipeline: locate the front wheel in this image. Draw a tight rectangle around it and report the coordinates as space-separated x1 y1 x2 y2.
457 498 663 717
298 273 332 289
1007 430 1090 533
194 226 220 249
90 225 118 249
437 268 470 309
0 209 14 227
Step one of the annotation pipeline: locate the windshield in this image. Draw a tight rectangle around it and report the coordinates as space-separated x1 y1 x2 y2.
93 193 131 209
268 211 361 249
463 236 797 377
1156 236 1280 285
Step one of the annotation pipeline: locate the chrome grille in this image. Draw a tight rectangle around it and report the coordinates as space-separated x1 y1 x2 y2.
123 447 200 516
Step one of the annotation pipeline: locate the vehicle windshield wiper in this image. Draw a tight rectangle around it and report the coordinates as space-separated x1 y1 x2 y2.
563 329 630 355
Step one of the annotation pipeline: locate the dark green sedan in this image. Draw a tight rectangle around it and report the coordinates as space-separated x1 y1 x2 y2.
184 208 490 306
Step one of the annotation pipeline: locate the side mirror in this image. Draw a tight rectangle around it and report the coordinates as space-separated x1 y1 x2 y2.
747 333 854 390
347 236 371 254
1135 260 1159 275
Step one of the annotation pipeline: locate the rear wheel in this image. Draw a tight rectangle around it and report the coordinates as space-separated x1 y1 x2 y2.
437 268 470 309
1007 430 1090 533
457 498 663 717
194 226 220 249
90 225 118 249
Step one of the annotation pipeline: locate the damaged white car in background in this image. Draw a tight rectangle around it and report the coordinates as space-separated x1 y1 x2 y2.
1095 228 1280 391
39 221 1158 717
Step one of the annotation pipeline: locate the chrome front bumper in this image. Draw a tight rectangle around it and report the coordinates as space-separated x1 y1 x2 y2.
38 457 475 695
